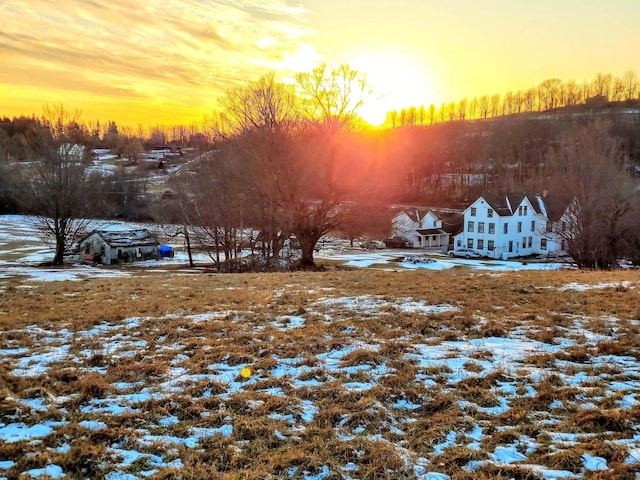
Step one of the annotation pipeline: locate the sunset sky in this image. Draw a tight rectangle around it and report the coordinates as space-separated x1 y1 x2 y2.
2 0 639 127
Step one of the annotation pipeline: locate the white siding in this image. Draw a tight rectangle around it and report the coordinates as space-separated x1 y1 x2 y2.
457 195 562 259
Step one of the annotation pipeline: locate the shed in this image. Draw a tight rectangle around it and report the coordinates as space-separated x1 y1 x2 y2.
79 229 160 264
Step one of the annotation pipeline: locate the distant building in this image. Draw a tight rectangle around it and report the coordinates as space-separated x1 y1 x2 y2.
58 143 86 161
79 229 159 264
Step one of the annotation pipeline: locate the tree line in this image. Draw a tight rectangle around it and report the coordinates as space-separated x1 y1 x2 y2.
1 68 639 269
383 71 640 128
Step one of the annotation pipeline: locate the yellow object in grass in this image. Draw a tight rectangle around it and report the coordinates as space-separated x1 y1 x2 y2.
240 367 252 379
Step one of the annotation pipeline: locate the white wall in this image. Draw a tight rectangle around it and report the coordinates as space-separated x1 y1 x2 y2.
457 196 556 259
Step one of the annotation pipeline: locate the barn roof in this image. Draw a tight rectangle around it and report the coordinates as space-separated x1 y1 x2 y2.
83 229 159 247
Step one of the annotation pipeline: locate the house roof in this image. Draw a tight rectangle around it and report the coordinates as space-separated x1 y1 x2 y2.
83 229 159 248
416 228 448 236
480 193 544 216
399 208 438 222
538 193 572 222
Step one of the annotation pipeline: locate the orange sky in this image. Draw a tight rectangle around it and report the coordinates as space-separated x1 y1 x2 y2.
2 0 639 128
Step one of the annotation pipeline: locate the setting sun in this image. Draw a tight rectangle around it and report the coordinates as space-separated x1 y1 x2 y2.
349 50 437 126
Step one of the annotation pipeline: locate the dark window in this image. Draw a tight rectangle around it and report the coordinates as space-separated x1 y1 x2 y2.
489 223 495 234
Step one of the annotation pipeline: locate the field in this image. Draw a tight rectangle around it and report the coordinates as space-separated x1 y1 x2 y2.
1 262 639 479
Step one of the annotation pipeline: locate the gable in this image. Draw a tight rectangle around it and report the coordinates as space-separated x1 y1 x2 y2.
470 193 547 217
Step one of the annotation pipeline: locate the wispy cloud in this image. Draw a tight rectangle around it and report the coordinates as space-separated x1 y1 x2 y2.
0 0 320 123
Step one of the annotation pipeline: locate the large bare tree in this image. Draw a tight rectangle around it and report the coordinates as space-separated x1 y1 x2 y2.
20 107 93 265
543 120 639 268
187 67 370 269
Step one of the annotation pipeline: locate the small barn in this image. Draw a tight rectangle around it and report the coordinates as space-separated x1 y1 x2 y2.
79 229 160 264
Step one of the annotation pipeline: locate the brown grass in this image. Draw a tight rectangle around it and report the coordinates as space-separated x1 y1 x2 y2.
1 267 639 479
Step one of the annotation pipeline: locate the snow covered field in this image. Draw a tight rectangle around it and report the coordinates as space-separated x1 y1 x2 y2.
1 215 639 479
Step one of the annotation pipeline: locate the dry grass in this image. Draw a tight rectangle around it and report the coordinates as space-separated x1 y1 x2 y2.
1 267 639 479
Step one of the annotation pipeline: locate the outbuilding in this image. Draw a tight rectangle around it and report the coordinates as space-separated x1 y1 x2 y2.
79 229 160 264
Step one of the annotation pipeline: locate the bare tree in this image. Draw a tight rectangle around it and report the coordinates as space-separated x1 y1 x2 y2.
538 79 562 110
621 70 639 101
591 73 613 100
543 120 639 268
295 64 369 133
427 103 437 125
219 73 300 136
20 107 92 265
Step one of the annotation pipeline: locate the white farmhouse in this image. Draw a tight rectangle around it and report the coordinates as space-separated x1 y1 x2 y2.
58 143 86 161
391 209 451 249
453 193 564 259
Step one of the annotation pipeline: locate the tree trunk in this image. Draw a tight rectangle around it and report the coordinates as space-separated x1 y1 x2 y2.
184 226 194 267
53 235 65 265
298 235 318 268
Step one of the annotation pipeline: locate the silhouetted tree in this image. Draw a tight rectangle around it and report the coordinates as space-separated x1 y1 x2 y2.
543 120 639 268
20 107 92 265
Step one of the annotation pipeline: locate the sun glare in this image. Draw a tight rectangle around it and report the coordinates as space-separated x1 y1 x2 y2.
350 50 436 126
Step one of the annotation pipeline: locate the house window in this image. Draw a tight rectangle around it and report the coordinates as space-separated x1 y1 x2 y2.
531 220 535 232
467 238 474 248
504 223 508 234
488 240 495 251
517 222 522 233
487 208 493 218
488 223 495 235
478 222 484 233
477 239 484 250
524 205 528 215
468 221 474 232
541 238 548 250
470 207 477 216
528 236 533 248
523 237 527 248
508 241 513 252
518 206 523 216
546 221 553 233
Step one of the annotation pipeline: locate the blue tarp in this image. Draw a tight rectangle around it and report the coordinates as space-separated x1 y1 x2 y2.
158 245 174 258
